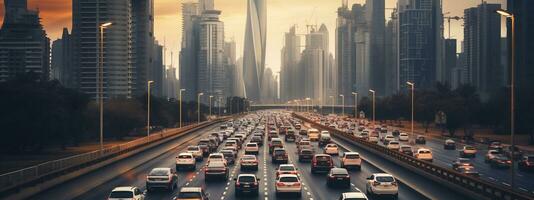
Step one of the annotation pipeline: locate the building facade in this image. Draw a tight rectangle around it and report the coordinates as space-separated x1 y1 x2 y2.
51 28 75 88
131 0 155 96
197 10 225 103
242 0 266 102
280 25 301 102
179 2 200 101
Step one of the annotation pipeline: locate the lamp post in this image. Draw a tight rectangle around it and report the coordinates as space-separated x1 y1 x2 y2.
98 22 112 151
305 98 311 112
209 95 214 118
407 82 415 142
369 90 376 125
329 96 334 115
497 9 516 189
147 81 155 139
179 89 185 128
218 97 223 116
197 93 204 123
352 92 358 119
340 94 345 116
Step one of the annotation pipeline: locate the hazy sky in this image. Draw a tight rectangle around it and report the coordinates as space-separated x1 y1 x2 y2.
0 0 507 76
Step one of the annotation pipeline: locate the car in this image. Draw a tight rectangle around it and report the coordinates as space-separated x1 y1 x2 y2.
285 129 296 142
295 123 302 129
444 139 456 150
308 128 320 141
341 152 362 170
187 146 203 161
451 158 473 170
488 141 503 150
299 129 308 136
382 135 395 145
207 153 227 164
485 150 501 163
380 127 388 133
173 187 210 200
297 140 312 151
234 174 260 197
198 139 211 156
146 168 178 192
460 145 477 158
275 174 302 197
298 149 314 162
240 155 259 171
108 186 145 200
386 141 400 150
220 150 236 165
245 143 259 155
398 133 409 141
276 164 298 178
272 148 289 164
324 143 339 155
489 155 512 169
415 135 426 144
399 145 413 156
176 153 196 171
251 136 263 146
339 191 369 200
222 146 238 158
319 131 332 146
204 161 229 181
365 173 398 198
368 135 379 143
392 130 400 137
503 145 524 160
269 138 284 154
268 130 278 141
518 155 534 172
455 166 480 177
415 148 433 162
327 168 350 188
311 154 334 173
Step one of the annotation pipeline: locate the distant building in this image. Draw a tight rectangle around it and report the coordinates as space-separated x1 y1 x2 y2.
0 0 50 81
165 66 178 99
131 0 156 96
179 2 200 101
384 11 399 96
151 42 164 97
224 40 237 97
507 0 533 94
243 0 266 102
280 25 301 102
197 10 225 103
336 3 359 103
301 25 330 105
51 28 75 88
443 39 457 85
365 0 386 96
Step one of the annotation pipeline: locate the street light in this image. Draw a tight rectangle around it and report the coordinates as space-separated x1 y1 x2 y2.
218 96 223 116
209 95 214 118
340 94 345 116
369 90 376 125
497 8 516 189
407 82 415 142
179 89 185 128
305 98 311 113
98 22 112 151
329 96 334 115
147 81 155 139
352 92 358 118
197 93 204 123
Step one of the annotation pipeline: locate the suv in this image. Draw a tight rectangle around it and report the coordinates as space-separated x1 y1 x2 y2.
341 152 361 170
324 143 339 155
298 149 314 162
207 153 227 164
459 145 477 158
365 173 398 198
319 132 332 147
176 153 196 171
444 139 456 150
311 154 334 173
108 186 145 200
146 168 178 192
173 187 209 200
240 155 259 171
399 145 413 156
276 164 298 178
220 150 236 165
415 135 426 144
245 143 259 155
204 161 229 181
415 148 433 162
268 131 278 141
275 174 302 197
327 168 350 188
285 129 296 142
187 146 203 161
198 139 211 156
518 155 534 172
251 136 263 146
272 148 289 164
269 138 284 154
339 191 368 200
234 174 260 197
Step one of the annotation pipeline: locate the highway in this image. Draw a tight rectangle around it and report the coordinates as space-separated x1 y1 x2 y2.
30 111 483 200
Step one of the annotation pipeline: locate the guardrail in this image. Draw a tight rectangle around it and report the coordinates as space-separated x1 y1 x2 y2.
293 113 534 200
0 118 228 195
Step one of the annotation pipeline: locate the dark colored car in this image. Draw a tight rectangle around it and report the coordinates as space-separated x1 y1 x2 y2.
234 174 260 197
285 130 296 142
269 139 283 154
204 161 229 181
326 168 350 188
272 148 288 164
311 154 333 174
518 155 534 172
392 130 400 136
299 129 308 136
198 139 211 156
444 139 456 150
490 155 512 169
251 136 263 146
452 158 473 170
503 146 524 160
455 166 480 177
399 145 414 156
318 134 332 147
298 149 314 162
220 150 236 165
415 135 426 144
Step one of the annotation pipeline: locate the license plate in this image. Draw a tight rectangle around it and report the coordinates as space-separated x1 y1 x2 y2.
244 185 250 188
337 178 343 180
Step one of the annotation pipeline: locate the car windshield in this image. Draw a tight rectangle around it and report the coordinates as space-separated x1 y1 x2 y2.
401 147 411 151
301 150 312 154
272 141 282 145
177 192 201 198
527 156 534 162
188 147 199 151
279 166 295 171
316 156 330 161
274 150 286 155
465 146 475 150
149 169 168 176
210 155 223 159
239 176 256 182
247 144 256 147
279 176 298 182
346 154 360 159
109 191 133 198
376 176 394 182
178 155 192 159
420 150 431 154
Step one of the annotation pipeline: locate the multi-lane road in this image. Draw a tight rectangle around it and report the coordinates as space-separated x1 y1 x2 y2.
31 111 482 200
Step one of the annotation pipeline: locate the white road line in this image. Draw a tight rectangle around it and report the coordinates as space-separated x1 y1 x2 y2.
265 192 268 195
185 182 190 186
502 182 511 187
488 177 496 181
220 197 224 200
519 187 528 192
307 192 311 196
225 187 229 190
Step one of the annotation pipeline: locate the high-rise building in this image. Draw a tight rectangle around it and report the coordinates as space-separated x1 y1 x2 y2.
384 11 399 96
464 2 502 99
179 2 200 101
443 39 457 84
397 0 443 90
151 41 165 97
280 25 301 101
51 28 75 88
165 66 178 99
301 25 330 105
131 0 155 96
365 0 386 96
234 57 245 97
197 10 225 103
243 0 266 102
336 3 358 103
72 0 133 99
0 0 50 82
224 40 237 97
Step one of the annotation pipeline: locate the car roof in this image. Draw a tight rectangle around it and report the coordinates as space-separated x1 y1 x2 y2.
344 152 359 155
179 152 194 156
151 167 171 172
278 174 299 178
331 168 348 174
279 164 295 168
207 161 226 167
343 192 367 198
112 186 135 192
180 187 202 192
373 173 394 178
238 174 256 178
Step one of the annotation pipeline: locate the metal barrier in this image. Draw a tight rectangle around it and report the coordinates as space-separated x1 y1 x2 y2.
293 113 534 200
0 118 228 194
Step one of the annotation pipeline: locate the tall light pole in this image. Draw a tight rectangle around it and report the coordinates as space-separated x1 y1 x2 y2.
407 82 415 142
197 93 204 123
218 96 223 116
340 94 345 116
352 92 358 118
329 96 334 115
147 81 155 138
497 9 516 189
179 89 185 128
98 22 112 151
305 98 311 112
369 90 376 125
209 95 214 118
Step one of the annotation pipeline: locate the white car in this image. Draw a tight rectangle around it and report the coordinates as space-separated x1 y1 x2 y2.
275 174 302 197
368 136 379 143
108 186 145 200
386 141 400 150
208 153 227 164
146 168 178 192
398 133 409 141
324 144 339 155
245 143 259 155
186 146 203 161
366 173 398 198
415 148 433 162
383 135 395 144
339 191 368 200
460 145 478 158
176 153 196 170
341 152 362 170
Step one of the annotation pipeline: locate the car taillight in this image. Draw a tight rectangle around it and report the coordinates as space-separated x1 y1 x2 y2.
294 182 301 186
276 182 285 186
253 182 258 186
236 182 240 186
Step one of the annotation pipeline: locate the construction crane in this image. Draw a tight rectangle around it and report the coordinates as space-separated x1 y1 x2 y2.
444 13 464 39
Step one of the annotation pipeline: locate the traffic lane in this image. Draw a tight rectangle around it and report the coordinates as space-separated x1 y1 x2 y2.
73 125 222 200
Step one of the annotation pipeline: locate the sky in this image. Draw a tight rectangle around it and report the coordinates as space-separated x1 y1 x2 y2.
0 0 507 76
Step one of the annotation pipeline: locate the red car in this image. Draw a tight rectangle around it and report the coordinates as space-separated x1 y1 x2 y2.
311 154 333 174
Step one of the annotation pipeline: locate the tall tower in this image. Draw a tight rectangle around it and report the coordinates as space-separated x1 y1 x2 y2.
242 0 266 102
197 10 225 102
131 0 155 96
179 2 200 101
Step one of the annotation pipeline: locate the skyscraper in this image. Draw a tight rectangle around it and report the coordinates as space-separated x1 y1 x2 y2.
151 41 165 97
224 40 237 97
336 3 358 103
0 0 50 82
443 39 457 84
243 0 266 102
365 0 386 96
281 25 301 101
464 3 502 99
301 25 330 105
51 28 75 88
384 12 399 96
72 0 133 99
131 0 155 96
179 2 200 101
197 10 225 102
